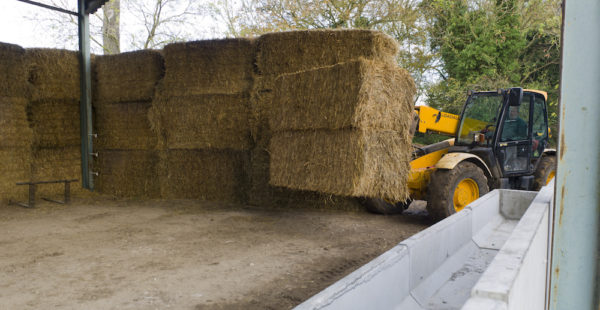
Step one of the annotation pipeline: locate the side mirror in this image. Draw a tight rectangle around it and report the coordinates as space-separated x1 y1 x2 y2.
508 87 523 106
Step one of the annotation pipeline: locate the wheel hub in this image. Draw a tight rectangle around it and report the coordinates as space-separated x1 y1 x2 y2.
453 178 479 212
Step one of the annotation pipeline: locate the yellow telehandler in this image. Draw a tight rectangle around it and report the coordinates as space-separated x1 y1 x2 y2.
363 88 556 220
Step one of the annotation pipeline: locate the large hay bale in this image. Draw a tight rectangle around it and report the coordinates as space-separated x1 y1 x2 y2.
94 50 164 103
0 97 32 148
247 146 362 210
161 149 248 203
94 150 160 198
26 49 80 101
270 59 415 132
94 101 156 150
255 29 398 75
30 146 93 198
29 99 80 148
269 129 411 201
0 147 31 203
160 39 255 96
0 42 29 97
150 94 252 151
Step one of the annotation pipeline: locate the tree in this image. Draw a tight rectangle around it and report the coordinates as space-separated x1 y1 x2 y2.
102 0 120 54
422 0 561 139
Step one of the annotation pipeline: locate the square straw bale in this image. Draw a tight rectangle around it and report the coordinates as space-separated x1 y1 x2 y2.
0 42 29 97
255 29 398 75
29 99 80 148
94 101 156 150
150 94 252 151
30 146 94 198
0 147 32 204
161 149 249 203
160 39 255 96
247 146 362 210
0 97 33 148
94 50 164 103
269 129 412 201
25 49 80 101
270 58 416 132
94 150 160 198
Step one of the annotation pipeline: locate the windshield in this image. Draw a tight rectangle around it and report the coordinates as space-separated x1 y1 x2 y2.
457 93 503 145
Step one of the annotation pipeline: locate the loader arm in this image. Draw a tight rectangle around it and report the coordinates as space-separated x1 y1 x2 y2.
414 106 460 137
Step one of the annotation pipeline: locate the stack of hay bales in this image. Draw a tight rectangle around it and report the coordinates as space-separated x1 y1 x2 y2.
149 39 254 202
25 49 89 198
0 43 32 203
93 50 163 198
250 29 412 207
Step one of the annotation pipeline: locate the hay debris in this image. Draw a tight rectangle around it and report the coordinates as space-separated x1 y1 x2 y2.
0 42 29 97
25 49 80 101
0 97 33 148
94 50 164 103
160 39 255 96
150 94 252 151
269 129 411 201
94 101 156 150
160 149 249 203
94 150 161 198
270 59 416 132
29 99 80 148
256 29 398 75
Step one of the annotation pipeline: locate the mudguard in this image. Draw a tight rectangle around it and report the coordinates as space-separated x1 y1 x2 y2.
435 152 493 177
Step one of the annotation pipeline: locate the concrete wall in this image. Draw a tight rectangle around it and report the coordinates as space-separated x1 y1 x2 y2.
294 184 552 310
462 180 554 310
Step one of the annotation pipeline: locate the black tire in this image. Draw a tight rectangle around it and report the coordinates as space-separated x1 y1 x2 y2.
359 197 410 215
426 161 489 221
533 155 556 190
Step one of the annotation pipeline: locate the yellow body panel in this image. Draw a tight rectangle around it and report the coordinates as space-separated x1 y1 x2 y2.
415 106 460 136
407 140 455 199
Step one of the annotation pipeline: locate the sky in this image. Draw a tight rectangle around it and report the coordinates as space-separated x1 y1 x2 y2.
0 1 53 48
0 0 226 52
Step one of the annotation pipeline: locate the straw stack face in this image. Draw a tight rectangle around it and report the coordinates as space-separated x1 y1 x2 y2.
270 59 415 132
94 50 164 103
150 94 252 151
26 49 80 101
255 29 398 75
160 39 255 96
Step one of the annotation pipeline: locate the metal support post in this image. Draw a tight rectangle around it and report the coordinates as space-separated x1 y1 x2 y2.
549 0 600 309
78 0 94 190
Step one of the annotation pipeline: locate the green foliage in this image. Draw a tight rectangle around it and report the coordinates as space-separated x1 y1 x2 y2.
423 0 560 134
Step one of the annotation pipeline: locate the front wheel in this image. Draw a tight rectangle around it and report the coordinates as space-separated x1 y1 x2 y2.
426 161 489 221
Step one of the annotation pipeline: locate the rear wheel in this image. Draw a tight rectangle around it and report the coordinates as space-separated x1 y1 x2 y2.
533 155 556 190
360 197 410 215
427 161 489 221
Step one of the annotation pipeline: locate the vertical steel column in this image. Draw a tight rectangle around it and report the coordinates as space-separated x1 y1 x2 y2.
549 0 600 309
78 0 94 190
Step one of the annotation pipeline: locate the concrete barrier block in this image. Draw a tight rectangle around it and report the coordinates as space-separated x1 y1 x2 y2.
499 190 537 220
401 210 473 301
470 195 549 305
461 297 508 310
467 190 500 236
294 245 410 310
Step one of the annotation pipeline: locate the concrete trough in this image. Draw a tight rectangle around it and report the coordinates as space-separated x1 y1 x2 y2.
294 182 554 310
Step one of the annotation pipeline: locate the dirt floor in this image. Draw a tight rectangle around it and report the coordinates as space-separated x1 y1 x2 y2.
0 198 431 310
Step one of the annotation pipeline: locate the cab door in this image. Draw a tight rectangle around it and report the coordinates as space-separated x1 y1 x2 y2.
496 93 533 176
